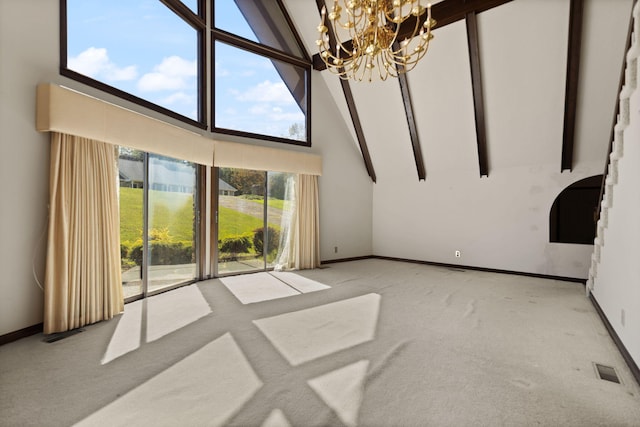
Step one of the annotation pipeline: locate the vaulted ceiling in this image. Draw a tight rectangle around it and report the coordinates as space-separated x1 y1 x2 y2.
281 0 635 183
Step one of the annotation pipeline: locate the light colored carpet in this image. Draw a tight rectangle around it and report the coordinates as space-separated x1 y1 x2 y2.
1 259 639 426
220 272 330 304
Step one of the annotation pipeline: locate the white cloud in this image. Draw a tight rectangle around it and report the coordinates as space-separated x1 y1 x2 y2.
269 111 305 122
138 73 185 91
138 56 196 92
248 103 304 123
215 62 230 77
236 80 295 105
249 104 269 115
157 56 197 77
68 47 137 81
160 91 193 105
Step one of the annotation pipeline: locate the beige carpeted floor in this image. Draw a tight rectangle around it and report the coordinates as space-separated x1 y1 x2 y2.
1 259 639 426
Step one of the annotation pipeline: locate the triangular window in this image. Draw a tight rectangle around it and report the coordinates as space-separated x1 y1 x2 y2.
214 0 305 58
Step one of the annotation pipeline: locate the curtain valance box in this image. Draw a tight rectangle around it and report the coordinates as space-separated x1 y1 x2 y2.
36 83 322 175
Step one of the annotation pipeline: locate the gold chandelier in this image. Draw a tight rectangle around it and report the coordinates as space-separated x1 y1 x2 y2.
317 0 436 82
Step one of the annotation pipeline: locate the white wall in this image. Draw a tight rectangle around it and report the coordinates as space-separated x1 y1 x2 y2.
279 0 374 261
313 74 373 261
592 22 640 367
370 0 628 279
0 0 58 335
0 0 373 335
372 165 598 278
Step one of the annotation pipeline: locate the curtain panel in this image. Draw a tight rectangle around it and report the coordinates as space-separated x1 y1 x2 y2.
44 133 123 334
273 174 320 270
295 174 320 269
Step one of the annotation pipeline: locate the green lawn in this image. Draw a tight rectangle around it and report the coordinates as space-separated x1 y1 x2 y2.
242 196 290 211
217 206 264 240
120 187 194 245
120 188 273 245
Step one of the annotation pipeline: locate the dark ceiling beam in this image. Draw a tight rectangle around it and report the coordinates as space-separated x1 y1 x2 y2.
312 0 514 71
393 41 426 181
315 0 377 182
465 11 489 177
561 0 585 172
341 80 377 182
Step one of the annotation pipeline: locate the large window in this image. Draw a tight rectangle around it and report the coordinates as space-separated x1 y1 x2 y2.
212 1 310 144
62 0 311 145
217 168 295 275
214 41 307 142
63 0 203 125
119 148 199 300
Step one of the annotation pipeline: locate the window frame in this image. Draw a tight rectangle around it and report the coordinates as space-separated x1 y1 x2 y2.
119 149 204 304
211 29 312 146
60 0 313 146
60 0 207 129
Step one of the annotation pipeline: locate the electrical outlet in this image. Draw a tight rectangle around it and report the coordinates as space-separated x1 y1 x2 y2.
455 250 461 258
334 246 338 253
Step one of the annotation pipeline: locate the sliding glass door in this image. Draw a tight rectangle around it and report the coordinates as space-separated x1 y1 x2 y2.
119 148 198 300
147 154 197 293
216 168 294 275
119 150 144 299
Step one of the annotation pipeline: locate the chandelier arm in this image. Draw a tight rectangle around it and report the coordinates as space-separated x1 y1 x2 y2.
337 8 364 30
322 19 357 58
317 0 435 82
388 15 404 51
398 7 423 54
377 52 389 81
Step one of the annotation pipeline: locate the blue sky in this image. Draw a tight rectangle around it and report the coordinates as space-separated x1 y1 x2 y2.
66 0 305 140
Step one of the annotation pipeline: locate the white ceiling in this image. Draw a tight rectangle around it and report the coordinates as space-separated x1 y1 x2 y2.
282 0 634 180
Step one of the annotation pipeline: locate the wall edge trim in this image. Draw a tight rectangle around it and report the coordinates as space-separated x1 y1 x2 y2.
590 294 640 387
322 255 587 283
0 323 43 346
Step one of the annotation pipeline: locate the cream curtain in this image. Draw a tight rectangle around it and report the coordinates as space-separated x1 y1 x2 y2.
273 175 297 270
294 174 320 269
273 174 320 270
44 133 124 334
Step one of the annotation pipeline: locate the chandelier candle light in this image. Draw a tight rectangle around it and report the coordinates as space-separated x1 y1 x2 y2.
317 0 436 82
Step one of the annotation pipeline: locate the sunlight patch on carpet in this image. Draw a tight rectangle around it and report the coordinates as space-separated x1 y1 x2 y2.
102 285 211 364
221 273 299 304
254 294 380 366
101 299 142 365
146 285 211 342
80 333 262 427
308 360 370 427
221 272 330 304
270 271 330 293
261 408 291 427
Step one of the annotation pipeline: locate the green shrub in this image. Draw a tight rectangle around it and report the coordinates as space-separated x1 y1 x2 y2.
129 241 194 266
121 258 137 270
130 245 143 266
253 227 280 255
219 234 252 254
120 243 130 259
148 227 173 243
